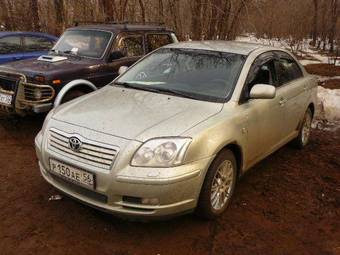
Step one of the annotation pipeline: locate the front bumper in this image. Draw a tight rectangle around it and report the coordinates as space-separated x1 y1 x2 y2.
35 131 213 218
0 70 55 115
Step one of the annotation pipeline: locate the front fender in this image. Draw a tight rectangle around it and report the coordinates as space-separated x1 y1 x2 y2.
54 79 97 107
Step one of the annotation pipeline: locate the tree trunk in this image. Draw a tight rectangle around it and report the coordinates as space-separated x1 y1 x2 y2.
227 0 248 40
217 0 231 39
158 0 164 23
311 0 318 46
329 0 338 52
101 0 114 22
191 0 203 40
138 0 146 24
119 0 129 21
53 0 65 35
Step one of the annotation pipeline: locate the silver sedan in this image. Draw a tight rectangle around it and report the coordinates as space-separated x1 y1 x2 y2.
35 41 317 219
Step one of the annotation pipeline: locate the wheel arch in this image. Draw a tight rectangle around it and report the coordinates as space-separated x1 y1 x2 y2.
54 79 97 107
308 102 315 118
206 141 244 178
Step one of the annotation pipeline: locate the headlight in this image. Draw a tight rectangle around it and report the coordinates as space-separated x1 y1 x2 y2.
131 138 192 167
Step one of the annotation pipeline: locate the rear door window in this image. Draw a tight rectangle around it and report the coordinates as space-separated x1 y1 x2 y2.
0 36 22 54
274 52 303 85
117 35 144 57
146 34 172 52
24 36 54 52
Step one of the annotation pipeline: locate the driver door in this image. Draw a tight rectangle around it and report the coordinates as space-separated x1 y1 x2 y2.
239 53 286 167
113 32 145 66
99 33 145 86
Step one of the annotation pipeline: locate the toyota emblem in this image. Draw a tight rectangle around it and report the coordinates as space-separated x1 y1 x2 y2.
69 137 82 152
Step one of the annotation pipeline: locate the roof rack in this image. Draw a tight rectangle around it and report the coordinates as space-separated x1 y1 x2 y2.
74 20 166 28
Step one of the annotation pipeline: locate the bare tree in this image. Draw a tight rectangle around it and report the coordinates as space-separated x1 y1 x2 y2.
311 0 318 46
329 0 339 52
53 0 65 35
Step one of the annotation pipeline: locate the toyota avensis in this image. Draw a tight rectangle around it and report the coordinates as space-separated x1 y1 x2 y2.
35 41 317 219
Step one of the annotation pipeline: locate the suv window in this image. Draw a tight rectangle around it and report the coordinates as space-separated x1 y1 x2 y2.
117 35 144 57
0 36 22 54
274 53 303 85
24 36 54 52
147 34 172 52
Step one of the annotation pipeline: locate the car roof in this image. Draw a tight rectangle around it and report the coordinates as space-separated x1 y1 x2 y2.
0 31 58 40
164 41 275 55
67 24 174 33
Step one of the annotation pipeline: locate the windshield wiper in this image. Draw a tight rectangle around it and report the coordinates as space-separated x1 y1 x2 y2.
114 82 152 91
148 87 199 100
115 82 198 100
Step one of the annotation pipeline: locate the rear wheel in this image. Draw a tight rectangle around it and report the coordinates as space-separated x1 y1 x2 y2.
293 108 313 149
196 149 237 219
61 90 86 104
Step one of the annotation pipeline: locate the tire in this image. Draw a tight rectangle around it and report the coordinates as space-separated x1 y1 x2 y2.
60 90 86 104
292 108 313 149
196 149 237 220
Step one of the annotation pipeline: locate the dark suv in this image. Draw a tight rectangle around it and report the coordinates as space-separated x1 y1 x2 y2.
0 23 177 115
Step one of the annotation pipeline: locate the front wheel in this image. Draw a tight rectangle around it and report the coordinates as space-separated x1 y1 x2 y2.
196 149 237 219
292 108 313 149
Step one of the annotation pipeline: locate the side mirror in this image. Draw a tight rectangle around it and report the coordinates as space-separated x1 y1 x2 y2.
109 51 125 61
118 66 128 75
249 84 276 99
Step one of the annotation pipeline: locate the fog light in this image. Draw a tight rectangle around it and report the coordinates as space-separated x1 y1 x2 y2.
141 198 159 205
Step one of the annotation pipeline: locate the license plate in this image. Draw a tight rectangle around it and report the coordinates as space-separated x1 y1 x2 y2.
49 159 95 190
0 92 12 105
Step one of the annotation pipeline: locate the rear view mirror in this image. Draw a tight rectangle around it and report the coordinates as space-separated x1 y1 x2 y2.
249 84 276 99
118 66 128 75
109 51 125 61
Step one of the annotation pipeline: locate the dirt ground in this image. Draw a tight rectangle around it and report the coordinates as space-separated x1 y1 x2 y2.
0 64 339 255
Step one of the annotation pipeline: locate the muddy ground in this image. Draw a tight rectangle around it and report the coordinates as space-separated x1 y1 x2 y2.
0 64 339 255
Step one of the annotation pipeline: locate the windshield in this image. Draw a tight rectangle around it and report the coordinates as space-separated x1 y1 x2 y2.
115 48 246 102
52 30 112 58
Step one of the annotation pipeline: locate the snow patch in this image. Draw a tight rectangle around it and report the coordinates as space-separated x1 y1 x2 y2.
316 86 340 121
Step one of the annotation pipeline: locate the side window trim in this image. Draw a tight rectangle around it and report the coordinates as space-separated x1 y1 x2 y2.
239 52 276 104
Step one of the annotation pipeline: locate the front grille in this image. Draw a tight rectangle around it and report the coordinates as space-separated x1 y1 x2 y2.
19 82 55 105
48 128 119 170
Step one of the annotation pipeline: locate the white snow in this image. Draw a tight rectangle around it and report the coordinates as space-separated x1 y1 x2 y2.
317 76 340 82
316 86 340 121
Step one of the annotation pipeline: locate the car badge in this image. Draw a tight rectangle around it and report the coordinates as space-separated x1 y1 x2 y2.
69 137 82 152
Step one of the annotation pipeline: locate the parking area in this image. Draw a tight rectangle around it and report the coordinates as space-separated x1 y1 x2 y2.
0 114 339 255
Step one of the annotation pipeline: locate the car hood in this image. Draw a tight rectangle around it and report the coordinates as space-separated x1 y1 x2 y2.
0 55 96 79
52 86 223 141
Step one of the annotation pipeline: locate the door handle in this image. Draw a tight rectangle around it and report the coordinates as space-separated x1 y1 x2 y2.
279 98 287 106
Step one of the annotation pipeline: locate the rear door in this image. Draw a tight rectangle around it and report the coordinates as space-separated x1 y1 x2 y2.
22 35 55 60
0 36 23 64
273 51 309 139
